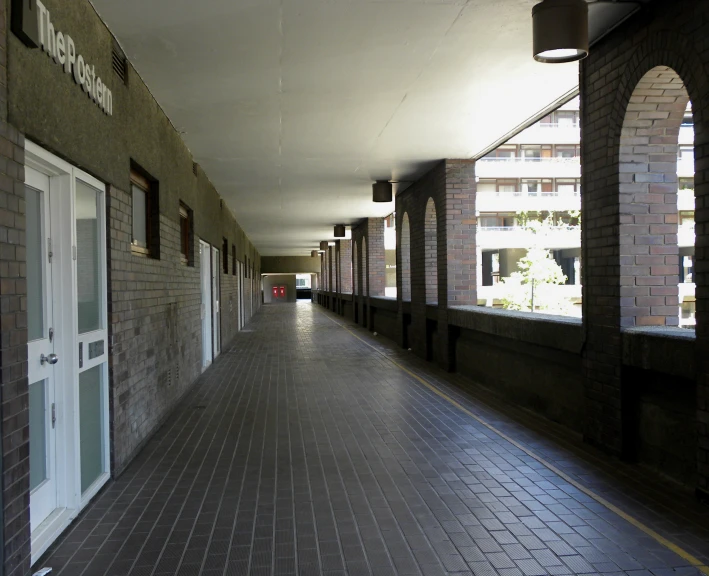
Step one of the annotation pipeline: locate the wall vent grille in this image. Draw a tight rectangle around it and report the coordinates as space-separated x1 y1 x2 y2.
112 44 127 84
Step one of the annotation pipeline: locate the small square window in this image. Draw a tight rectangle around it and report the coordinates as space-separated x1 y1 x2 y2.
179 202 193 265
130 166 159 258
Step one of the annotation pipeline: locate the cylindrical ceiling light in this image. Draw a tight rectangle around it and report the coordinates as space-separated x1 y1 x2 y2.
373 180 393 203
532 0 588 64
311 250 319 257
334 224 346 238
319 241 329 251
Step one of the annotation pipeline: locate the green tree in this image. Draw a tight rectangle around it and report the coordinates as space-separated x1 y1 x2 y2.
499 213 575 314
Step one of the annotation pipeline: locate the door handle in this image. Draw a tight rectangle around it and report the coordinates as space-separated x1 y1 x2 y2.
40 353 59 365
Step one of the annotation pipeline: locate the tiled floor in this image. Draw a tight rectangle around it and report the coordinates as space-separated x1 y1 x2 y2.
37 302 709 576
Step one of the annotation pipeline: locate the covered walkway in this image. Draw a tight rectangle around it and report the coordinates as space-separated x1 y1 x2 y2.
38 303 709 576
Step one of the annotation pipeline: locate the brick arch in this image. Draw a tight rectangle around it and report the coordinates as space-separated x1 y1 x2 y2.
400 212 411 301
424 198 438 305
606 35 707 152
582 23 709 461
618 66 689 327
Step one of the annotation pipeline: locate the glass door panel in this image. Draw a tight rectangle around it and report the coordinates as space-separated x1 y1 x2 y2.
29 379 48 491
79 366 104 493
26 169 58 532
75 177 109 498
76 180 102 334
27 186 46 341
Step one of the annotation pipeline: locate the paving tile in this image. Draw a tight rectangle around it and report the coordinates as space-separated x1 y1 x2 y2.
30 304 709 576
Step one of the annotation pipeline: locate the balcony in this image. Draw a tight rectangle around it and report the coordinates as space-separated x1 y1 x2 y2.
679 125 694 146
677 156 694 178
678 188 695 211
477 190 580 213
508 123 581 146
476 156 581 179
679 224 695 248
477 225 581 250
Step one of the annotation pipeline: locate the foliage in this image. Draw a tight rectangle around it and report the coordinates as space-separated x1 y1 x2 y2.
499 212 576 314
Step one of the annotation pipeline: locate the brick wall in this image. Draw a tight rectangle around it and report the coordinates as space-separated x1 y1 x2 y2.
400 214 411 302
367 219 386 298
350 219 386 327
0 0 30 569
580 0 709 493
108 190 203 472
395 160 477 369
619 67 685 328
0 131 27 576
444 160 477 307
221 264 240 347
424 199 438 305
0 1 261 571
353 242 358 297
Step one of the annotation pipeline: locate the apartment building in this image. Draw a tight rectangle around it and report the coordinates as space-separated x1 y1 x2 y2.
475 98 696 326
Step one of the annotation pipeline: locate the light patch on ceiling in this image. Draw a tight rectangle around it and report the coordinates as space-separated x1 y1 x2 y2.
90 0 585 255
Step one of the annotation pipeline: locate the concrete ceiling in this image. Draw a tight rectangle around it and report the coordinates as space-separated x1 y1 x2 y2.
89 0 608 256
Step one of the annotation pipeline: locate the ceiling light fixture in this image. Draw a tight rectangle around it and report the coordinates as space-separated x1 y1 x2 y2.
373 181 393 203
334 224 346 238
319 241 329 251
533 0 588 63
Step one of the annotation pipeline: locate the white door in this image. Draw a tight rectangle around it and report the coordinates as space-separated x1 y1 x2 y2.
200 241 213 370
27 169 58 531
212 247 221 357
27 144 111 563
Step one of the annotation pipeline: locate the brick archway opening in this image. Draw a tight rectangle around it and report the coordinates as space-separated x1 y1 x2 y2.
620 66 691 328
425 198 438 305
401 212 411 302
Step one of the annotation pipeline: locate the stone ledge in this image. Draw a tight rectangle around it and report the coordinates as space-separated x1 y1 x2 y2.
369 296 397 311
622 326 696 380
448 306 583 354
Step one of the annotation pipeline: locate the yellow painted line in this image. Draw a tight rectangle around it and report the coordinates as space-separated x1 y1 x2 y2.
320 310 709 574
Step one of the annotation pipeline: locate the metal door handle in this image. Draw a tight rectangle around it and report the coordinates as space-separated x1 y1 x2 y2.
40 353 59 365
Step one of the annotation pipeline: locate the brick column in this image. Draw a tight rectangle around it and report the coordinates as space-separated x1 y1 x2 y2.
619 68 683 328
437 159 477 371
367 218 386 297
339 239 352 295
366 218 386 329
328 246 335 311
697 95 709 499
443 160 477 307
0 0 30 569
0 130 28 576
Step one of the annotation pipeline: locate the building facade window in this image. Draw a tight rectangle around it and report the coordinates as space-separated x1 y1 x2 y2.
223 238 229 274
130 167 159 258
232 245 237 275
557 179 580 195
555 145 579 158
680 177 694 190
